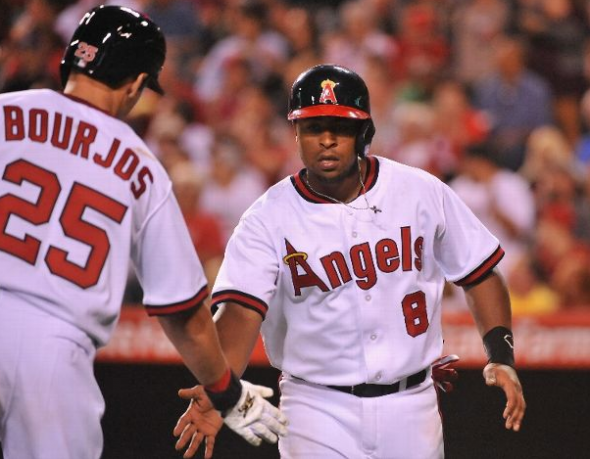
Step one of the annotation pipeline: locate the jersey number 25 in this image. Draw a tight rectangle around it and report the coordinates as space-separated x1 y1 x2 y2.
0 159 128 289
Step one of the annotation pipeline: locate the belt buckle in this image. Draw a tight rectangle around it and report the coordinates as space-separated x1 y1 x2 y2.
398 377 408 392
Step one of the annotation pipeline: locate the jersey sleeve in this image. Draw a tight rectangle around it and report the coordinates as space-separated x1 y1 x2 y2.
434 180 504 287
132 186 208 316
211 210 278 319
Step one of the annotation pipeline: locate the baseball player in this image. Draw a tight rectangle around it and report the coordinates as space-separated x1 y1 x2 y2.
176 64 526 458
0 6 286 459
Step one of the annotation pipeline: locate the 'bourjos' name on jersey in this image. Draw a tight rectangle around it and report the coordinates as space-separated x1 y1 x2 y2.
283 226 423 296
3 104 153 199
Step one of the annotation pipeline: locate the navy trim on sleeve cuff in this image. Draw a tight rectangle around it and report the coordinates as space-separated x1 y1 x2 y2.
454 246 505 287
211 289 268 319
145 285 208 316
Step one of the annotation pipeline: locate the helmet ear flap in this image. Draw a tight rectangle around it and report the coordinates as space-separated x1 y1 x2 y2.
356 120 376 157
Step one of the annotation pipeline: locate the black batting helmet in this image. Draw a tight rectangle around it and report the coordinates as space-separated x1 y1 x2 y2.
288 64 376 155
60 5 166 94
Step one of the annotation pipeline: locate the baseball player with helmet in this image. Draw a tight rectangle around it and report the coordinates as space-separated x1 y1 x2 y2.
0 5 286 459
175 64 526 458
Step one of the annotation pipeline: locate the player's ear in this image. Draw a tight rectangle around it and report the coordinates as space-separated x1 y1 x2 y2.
128 73 149 98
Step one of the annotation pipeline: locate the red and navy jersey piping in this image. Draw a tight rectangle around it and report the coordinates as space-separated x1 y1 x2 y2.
454 245 505 287
211 289 268 319
291 155 379 204
145 285 208 316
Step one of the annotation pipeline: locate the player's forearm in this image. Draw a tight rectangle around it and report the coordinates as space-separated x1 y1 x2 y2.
463 269 512 337
214 302 263 377
158 305 229 385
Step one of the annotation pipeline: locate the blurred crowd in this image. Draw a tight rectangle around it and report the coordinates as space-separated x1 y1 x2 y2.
2 0 590 314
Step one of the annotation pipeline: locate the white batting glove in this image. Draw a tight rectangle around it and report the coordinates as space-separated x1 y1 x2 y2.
223 380 288 446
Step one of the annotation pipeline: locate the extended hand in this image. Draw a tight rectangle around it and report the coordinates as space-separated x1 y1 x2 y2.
175 380 288 458
173 386 223 459
483 363 526 432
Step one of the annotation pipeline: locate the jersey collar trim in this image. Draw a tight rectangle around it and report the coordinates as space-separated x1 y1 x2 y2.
291 155 379 204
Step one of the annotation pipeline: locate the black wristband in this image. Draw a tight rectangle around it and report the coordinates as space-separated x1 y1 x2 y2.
204 370 242 413
483 326 515 367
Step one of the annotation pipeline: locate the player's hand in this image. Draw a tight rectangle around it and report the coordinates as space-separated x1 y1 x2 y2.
174 386 223 459
222 380 288 446
483 363 526 432
176 380 288 451
431 354 460 393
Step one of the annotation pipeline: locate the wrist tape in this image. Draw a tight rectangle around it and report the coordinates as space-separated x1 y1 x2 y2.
483 326 515 367
204 369 242 413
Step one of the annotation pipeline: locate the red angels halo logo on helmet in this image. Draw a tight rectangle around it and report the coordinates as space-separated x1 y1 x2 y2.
319 79 338 105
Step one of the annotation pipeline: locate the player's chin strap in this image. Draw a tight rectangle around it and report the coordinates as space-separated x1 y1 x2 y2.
357 156 381 214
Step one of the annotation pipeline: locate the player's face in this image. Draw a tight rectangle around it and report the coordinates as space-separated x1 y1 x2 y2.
295 117 360 184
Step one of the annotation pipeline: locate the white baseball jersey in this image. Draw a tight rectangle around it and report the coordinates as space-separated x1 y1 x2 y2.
0 89 207 459
212 155 503 386
0 89 207 346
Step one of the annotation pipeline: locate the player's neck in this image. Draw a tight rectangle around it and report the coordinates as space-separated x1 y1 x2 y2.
63 74 128 118
306 157 367 203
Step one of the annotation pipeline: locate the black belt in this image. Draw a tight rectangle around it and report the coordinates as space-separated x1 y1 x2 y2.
325 369 428 398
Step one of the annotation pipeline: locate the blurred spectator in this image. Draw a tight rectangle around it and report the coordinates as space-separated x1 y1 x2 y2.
193 0 288 104
144 0 204 55
529 152 590 303
200 136 267 243
0 0 21 42
154 135 192 174
517 0 587 146
229 84 292 186
0 0 69 92
192 0 233 56
5 0 590 314
360 0 401 35
431 79 490 177
533 160 590 244
362 55 400 158
550 249 590 309
473 35 553 171
322 0 398 78
278 6 322 92
203 54 253 131
389 101 448 177
393 1 450 101
143 95 214 173
507 252 560 315
575 88 590 165
169 161 225 285
533 216 590 309
520 125 574 183
451 0 510 86
450 142 535 276
54 0 141 44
